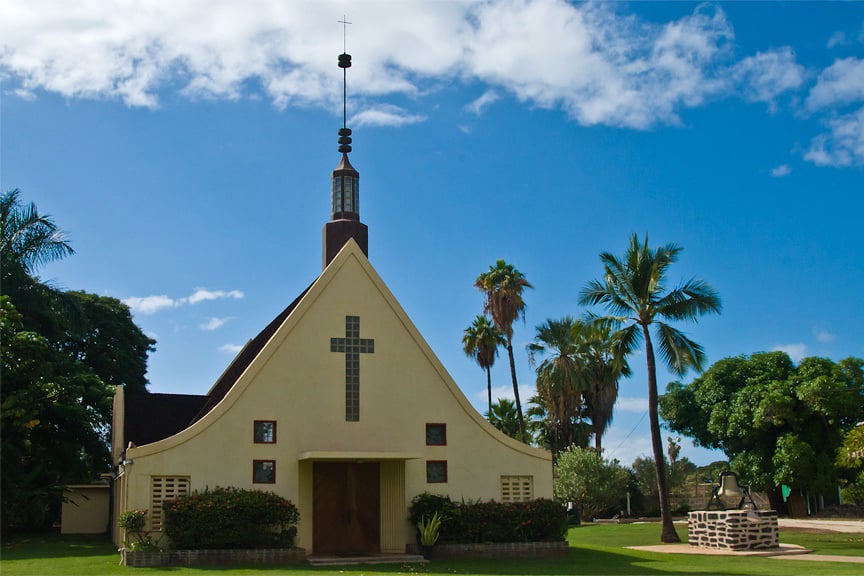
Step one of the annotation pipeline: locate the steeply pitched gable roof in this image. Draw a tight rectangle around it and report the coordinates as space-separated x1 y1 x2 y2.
124 391 209 447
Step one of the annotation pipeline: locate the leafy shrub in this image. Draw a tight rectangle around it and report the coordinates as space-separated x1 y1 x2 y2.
409 492 566 544
841 471 864 506
554 446 630 521
163 487 299 549
408 493 462 543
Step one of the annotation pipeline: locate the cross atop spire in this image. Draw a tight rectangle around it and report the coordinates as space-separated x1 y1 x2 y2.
338 16 352 53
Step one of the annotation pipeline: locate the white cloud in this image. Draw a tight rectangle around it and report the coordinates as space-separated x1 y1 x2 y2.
124 287 243 315
219 343 244 354
772 343 808 362
200 317 231 331
123 295 177 315
807 57 864 110
465 90 499 115
602 427 653 467
770 164 792 177
0 1 768 131
351 105 425 127
464 1 734 129
185 288 244 305
615 397 648 413
827 31 848 49
479 384 537 407
731 47 805 111
805 107 864 167
815 329 836 344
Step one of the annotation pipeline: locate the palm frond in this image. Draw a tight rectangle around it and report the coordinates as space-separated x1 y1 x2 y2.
656 279 721 321
655 322 707 376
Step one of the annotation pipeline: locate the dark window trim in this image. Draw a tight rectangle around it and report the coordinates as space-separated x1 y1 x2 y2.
252 459 276 484
253 420 277 444
426 460 448 483
425 423 447 446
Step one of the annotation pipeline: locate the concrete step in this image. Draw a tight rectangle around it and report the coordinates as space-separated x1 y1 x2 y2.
307 554 427 566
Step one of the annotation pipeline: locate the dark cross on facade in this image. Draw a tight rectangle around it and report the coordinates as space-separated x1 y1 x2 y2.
330 315 374 421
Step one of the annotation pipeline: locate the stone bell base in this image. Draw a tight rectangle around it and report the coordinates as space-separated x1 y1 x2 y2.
688 510 778 551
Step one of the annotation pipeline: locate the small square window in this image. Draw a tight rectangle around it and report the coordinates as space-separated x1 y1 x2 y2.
254 421 276 444
426 460 448 483
426 423 447 446
253 460 276 484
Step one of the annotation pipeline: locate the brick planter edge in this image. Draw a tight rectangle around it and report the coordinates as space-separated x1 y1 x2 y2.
406 541 569 559
120 548 307 567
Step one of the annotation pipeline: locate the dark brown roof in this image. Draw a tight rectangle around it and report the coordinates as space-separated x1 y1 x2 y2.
124 391 209 446
189 282 313 424
123 282 314 446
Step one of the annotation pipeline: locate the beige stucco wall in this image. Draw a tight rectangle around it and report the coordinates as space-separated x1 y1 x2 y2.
61 485 110 534
122 241 552 552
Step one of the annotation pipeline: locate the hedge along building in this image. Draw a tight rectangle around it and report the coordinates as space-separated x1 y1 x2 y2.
110 51 553 556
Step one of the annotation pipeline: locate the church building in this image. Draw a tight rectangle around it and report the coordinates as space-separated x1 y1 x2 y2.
111 51 553 556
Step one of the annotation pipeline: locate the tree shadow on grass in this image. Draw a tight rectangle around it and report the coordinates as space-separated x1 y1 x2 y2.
1 533 117 560
299 549 690 575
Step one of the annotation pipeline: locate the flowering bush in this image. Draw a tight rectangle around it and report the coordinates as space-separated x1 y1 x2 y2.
409 493 567 544
162 487 299 549
118 509 156 551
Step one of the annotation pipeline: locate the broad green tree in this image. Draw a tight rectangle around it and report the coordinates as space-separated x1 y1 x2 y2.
1 297 115 529
475 260 533 440
60 291 155 394
661 352 864 510
580 233 721 543
554 446 630 521
462 315 506 414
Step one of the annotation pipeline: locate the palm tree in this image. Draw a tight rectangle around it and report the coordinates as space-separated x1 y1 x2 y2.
462 315 506 414
578 317 631 452
1 189 74 283
475 260 533 440
486 398 523 441
527 317 585 453
579 233 721 543
1 189 76 334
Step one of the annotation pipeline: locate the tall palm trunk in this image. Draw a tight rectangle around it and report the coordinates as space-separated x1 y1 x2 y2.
643 325 680 543
506 339 526 440
485 365 492 415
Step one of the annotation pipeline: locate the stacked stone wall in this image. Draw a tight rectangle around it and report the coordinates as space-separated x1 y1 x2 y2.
688 510 778 550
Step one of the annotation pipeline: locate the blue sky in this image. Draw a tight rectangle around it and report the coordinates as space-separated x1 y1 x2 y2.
2 1 862 467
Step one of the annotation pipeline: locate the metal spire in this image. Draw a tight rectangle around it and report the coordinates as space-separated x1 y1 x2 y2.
337 16 352 154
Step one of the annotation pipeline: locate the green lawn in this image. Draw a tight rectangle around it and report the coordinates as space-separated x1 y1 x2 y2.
1 524 861 575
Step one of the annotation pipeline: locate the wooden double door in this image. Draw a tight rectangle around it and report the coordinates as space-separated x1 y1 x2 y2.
312 462 380 555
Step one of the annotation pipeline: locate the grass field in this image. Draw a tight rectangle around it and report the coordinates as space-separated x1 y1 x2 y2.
2 523 862 575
